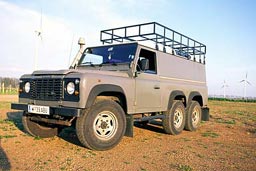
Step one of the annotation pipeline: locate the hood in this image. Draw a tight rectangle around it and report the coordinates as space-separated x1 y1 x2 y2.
32 69 77 76
30 68 132 78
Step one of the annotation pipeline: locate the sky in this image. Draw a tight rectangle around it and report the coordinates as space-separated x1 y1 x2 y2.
0 0 256 97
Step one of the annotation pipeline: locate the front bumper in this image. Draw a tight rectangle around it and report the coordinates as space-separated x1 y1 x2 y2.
11 103 81 117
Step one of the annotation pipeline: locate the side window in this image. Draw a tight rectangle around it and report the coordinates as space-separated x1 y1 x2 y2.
137 49 157 74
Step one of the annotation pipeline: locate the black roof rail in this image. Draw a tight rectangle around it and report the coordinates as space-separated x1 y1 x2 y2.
100 22 206 63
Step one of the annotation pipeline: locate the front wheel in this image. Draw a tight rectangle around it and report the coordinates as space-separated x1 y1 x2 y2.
22 113 60 138
76 100 126 151
163 100 186 135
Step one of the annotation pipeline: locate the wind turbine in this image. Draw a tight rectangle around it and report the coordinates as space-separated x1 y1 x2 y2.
240 72 251 99
221 80 228 99
68 33 75 67
34 9 43 70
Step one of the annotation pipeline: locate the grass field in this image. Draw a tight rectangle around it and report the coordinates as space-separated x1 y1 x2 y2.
0 88 18 95
0 95 255 171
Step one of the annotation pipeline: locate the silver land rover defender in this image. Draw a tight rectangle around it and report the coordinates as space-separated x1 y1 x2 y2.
12 22 209 150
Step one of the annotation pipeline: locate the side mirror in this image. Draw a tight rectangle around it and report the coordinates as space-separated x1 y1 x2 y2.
141 59 149 71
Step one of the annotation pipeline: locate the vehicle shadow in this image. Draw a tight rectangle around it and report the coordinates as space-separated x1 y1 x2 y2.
58 127 83 147
5 112 166 149
134 120 165 134
0 139 11 170
6 111 84 148
0 111 21 170
59 120 166 148
6 111 24 131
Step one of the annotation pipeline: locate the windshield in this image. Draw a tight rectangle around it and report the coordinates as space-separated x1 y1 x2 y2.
79 43 137 66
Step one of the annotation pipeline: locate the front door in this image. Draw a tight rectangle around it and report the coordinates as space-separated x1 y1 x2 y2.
135 48 161 113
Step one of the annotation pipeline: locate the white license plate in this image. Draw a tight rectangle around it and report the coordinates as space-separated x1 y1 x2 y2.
28 105 50 115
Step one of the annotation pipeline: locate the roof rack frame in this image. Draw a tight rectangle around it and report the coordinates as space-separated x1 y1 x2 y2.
100 22 206 59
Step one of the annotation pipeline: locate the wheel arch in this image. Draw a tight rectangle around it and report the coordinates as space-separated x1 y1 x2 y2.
188 91 203 106
85 84 127 112
168 90 187 109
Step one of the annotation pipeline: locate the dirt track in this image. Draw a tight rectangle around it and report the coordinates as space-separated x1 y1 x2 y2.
0 95 255 171
0 95 18 102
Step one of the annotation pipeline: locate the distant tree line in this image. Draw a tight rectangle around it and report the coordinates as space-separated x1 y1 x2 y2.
0 77 19 94
209 97 256 103
0 77 19 88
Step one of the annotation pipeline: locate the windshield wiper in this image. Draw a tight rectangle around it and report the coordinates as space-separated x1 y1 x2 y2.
100 61 117 66
80 62 95 67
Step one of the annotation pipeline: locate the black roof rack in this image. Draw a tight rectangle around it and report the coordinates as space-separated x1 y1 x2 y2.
100 22 206 62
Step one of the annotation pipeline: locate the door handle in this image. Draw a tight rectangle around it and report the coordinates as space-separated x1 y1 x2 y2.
154 86 160 89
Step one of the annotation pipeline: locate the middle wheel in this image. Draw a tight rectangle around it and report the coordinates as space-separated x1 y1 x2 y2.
163 100 186 135
76 99 126 151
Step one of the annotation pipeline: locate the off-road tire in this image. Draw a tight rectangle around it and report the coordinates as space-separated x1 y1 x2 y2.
163 100 185 135
76 100 126 151
185 101 202 131
22 112 60 138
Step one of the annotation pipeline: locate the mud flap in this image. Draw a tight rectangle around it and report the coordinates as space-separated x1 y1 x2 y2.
125 114 134 137
202 107 210 121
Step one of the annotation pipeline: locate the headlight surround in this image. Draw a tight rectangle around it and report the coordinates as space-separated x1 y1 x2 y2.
24 82 30 93
67 82 75 95
19 79 31 98
64 78 80 102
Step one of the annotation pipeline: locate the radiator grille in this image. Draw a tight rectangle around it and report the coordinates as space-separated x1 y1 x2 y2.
31 78 63 101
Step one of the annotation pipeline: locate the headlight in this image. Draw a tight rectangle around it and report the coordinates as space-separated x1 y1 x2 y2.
67 82 75 95
24 82 30 93
64 78 80 101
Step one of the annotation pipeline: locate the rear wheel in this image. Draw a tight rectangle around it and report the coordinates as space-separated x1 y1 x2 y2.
22 112 60 138
163 100 185 135
76 100 126 151
185 101 202 131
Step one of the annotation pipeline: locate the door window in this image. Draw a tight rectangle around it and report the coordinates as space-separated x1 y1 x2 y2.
137 49 157 74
